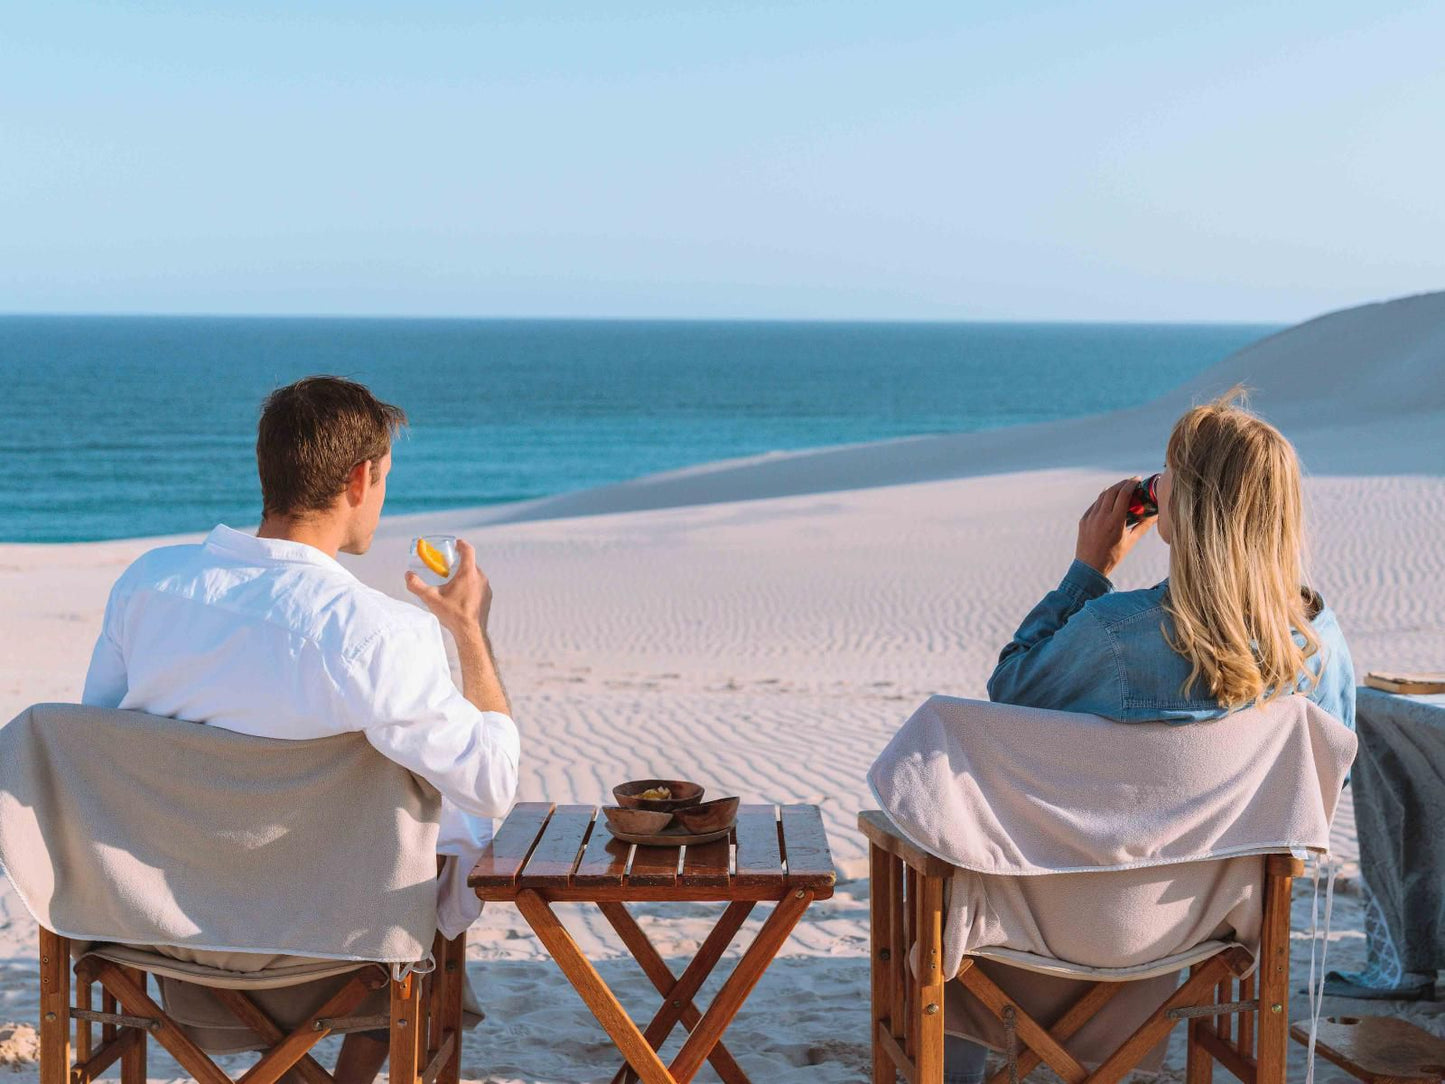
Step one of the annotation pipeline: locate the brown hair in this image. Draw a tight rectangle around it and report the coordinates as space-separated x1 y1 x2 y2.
1162 387 1322 711
257 376 407 519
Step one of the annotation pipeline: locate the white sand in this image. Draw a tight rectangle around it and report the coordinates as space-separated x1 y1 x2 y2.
2 292 1444 1081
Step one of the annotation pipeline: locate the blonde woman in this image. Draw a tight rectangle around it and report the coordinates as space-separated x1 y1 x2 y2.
987 391 1354 728
939 394 1362 1083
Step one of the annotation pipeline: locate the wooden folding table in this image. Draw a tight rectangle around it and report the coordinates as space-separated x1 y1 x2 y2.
469 802 836 1084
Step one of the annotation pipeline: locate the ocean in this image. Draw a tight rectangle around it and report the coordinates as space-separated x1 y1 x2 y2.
1 316 1275 543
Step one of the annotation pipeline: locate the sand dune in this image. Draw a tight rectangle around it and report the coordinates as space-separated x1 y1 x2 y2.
2 292 1444 1081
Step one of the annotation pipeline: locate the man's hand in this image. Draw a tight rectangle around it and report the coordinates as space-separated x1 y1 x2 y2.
406 538 492 642
406 538 510 715
1075 478 1155 578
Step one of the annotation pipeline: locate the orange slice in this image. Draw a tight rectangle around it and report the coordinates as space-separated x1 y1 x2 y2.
416 538 451 578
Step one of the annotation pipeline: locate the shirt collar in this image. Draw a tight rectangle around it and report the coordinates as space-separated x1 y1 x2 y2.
204 525 356 579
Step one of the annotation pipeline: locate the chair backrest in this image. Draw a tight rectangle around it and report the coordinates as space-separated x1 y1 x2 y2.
868 694 1355 980
0 703 442 964
868 693 1356 878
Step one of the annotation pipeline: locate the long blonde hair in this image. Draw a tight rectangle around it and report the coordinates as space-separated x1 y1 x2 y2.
1163 389 1322 711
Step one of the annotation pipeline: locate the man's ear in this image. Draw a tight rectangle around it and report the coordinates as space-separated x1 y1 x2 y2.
345 460 372 507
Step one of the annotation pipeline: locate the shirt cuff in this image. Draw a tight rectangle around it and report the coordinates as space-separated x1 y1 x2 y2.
1059 558 1113 601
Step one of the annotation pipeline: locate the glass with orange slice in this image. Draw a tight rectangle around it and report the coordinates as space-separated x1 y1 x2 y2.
409 535 458 587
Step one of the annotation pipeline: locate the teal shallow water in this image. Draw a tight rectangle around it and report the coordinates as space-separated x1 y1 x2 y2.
0 317 1274 542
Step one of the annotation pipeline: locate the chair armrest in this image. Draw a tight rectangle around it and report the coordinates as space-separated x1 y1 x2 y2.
1267 853 1306 879
857 810 958 879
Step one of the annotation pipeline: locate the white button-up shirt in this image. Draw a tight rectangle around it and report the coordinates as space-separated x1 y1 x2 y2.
82 524 519 937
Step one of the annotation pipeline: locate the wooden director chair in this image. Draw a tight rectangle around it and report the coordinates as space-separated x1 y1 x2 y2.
860 811 1303 1084
38 928 465 1084
0 705 469 1084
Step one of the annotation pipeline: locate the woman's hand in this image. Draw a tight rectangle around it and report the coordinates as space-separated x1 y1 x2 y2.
1075 478 1155 578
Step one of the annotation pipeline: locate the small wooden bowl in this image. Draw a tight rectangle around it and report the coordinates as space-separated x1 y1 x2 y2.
673 796 740 835
613 778 705 813
602 806 673 835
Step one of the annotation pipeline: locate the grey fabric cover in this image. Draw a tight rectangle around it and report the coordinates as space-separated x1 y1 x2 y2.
1352 687 1445 973
0 703 442 963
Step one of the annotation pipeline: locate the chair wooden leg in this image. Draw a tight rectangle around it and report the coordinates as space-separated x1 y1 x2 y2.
903 868 917 1062
983 977 1121 1084
1187 1018 1214 1083
39 928 70 1084
1256 855 1298 1084
425 936 446 1078
1185 961 1215 1084
390 972 422 1084
237 969 385 1084
1086 946 1252 1084
76 968 92 1066
959 964 1088 1084
869 845 897 1084
210 989 333 1084
94 962 232 1084
120 1029 148 1084
888 857 907 1055
438 934 464 1084
1239 972 1256 1056
119 968 148 1084
915 873 946 1084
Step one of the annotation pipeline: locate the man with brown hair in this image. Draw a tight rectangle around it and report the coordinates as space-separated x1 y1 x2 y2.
82 375 518 1084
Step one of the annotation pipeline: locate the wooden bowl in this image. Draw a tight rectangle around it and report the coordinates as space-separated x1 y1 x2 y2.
612 778 705 813
601 806 673 835
673 796 740 835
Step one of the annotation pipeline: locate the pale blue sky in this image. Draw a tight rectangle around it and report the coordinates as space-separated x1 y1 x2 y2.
3 2 1442 321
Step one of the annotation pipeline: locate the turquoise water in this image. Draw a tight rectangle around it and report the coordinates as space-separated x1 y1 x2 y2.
0 317 1275 543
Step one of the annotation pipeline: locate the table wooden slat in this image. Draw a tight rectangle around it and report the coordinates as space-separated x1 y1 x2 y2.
520 805 599 888
679 838 731 887
467 802 555 887
732 804 783 889
626 839 680 887
573 819 632 887
780 804 837 889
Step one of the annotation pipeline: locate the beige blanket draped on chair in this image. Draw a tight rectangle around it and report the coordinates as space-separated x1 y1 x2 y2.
0 703 442 962
0 703 449 1053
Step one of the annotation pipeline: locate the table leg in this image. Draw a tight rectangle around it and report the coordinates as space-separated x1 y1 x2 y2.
668 890 814 1084
514 890 678 1084
600 901 754 1084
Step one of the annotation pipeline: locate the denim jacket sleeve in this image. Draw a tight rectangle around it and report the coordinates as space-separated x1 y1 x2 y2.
986 559 1124 716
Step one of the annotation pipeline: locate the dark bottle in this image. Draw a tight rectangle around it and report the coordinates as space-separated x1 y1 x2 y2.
1127 473 1162 526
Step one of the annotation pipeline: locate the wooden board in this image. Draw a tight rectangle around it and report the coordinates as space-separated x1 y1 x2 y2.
626 837 680 887
572 820 631 888
521 805 598 888
467 802 554 887
679 838 732 887
780 804 837 891
1291 1016 1445 1083
732 805 783 889
1364 671 1445 694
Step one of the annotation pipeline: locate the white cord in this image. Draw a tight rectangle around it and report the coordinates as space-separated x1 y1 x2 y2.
391 951 437 982
1303 855 1337 1084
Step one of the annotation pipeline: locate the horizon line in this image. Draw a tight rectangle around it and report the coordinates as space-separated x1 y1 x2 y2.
0 310 1286 327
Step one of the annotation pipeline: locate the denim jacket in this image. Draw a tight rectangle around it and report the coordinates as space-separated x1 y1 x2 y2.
987 559 1356 729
